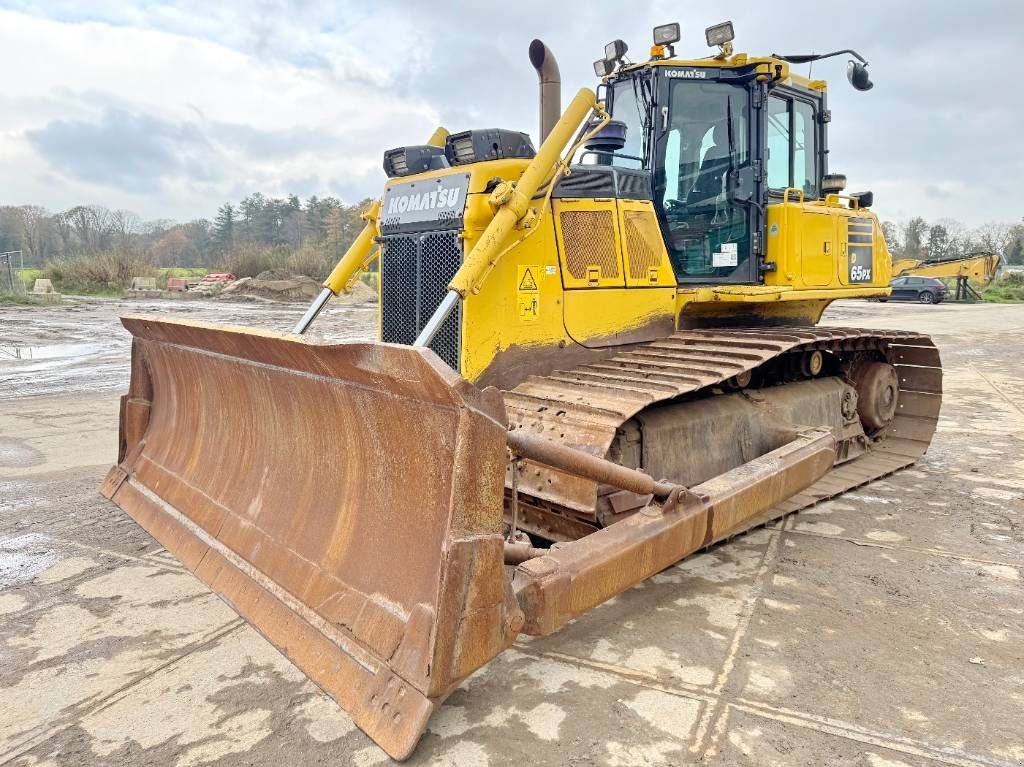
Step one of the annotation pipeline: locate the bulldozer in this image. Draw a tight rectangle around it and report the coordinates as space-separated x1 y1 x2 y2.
100 22 942 760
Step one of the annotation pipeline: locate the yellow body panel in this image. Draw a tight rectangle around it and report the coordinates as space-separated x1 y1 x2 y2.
356 66 896 385
617 199 677 288
458 190 675 384
763 194 891 291
373 158 895 383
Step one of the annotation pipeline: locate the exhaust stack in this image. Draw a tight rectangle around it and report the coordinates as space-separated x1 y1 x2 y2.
529 39 561 143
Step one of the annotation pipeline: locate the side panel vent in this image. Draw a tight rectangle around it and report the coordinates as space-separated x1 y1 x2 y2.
556 206 624 288
623 209 663 282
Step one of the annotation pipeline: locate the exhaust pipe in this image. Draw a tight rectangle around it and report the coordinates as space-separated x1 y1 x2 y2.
529 39 561 143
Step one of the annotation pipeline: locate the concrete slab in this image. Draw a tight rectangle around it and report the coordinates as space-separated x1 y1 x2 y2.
1 297 1022 766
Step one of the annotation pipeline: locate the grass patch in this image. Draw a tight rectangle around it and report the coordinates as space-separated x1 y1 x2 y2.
17 267 42 290
982 272 1024 303
0 293 40 306
40 251 159 295
159 266 207 278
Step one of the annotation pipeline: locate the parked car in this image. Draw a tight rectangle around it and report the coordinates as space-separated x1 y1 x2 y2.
884 276 948 304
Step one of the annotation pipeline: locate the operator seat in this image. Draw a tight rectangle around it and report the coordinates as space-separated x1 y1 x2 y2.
688 123 730 208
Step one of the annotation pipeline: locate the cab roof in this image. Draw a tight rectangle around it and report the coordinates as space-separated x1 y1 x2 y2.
609 53 827 92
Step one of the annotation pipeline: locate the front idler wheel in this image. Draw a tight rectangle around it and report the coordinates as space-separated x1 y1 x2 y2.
850 361 899 433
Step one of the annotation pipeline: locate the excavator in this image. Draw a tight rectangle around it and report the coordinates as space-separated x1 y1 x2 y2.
891 251 1001 301
100 22 941 760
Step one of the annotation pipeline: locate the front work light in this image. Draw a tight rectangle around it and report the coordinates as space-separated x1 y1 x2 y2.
594 58 615 77
382 145 447 178
653 23 681 46
705 21 735 48
604 39 628 62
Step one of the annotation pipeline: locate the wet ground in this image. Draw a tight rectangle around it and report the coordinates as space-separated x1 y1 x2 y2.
1 296 1022 766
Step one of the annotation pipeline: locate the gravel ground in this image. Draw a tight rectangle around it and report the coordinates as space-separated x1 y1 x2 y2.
1 296 1022 767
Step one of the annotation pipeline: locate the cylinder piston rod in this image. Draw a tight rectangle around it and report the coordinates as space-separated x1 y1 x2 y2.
413 290 460 348
506 429 679 499
292 287 334 335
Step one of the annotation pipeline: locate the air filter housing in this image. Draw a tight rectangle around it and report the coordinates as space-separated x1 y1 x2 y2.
444 129 536 166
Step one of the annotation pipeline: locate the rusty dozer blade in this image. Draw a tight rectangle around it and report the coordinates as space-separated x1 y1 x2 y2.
101 316 839 760
100 316 521 760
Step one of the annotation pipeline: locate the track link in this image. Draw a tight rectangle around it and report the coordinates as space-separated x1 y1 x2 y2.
503 327 942 532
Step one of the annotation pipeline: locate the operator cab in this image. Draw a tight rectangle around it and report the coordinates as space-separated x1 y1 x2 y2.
595 22 872 286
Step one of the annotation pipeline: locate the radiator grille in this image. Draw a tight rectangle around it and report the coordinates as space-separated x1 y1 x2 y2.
559 210 620 280
623 209 663 281
380 230 462 371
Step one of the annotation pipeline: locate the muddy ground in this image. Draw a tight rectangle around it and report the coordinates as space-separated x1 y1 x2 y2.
1 296 1022 767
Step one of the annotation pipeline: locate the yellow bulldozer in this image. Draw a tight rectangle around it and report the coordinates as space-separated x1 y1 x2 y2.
100 22 941 760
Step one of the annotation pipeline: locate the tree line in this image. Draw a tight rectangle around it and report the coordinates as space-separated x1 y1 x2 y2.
881 218 1024 265
1 199 1022 276
0 194 372 280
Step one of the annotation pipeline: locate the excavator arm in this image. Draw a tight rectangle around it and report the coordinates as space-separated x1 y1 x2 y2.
894 252 1001 285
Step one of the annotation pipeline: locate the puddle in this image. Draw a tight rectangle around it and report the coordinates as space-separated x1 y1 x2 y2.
0 342 104 362
0 533 58 587
0 438 45 469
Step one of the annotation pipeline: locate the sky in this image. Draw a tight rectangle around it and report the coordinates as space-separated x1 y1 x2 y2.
0 0 1021 226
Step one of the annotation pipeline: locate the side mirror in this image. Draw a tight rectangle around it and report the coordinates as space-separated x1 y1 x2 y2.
847 61 873 91
729 166 755 202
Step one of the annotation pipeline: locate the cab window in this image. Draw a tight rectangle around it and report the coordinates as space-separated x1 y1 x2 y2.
766 94 819 198
608 79 647 167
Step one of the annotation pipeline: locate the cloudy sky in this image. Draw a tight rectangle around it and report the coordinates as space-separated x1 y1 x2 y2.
1 1 1020 226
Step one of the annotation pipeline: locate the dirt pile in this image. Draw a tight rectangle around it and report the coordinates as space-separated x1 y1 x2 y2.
220 272 377 303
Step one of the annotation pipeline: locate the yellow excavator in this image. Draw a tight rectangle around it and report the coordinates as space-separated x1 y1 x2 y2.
891 251 1001 301
100 22 941 760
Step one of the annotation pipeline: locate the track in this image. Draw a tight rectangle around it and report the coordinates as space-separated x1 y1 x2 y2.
503 328 943 538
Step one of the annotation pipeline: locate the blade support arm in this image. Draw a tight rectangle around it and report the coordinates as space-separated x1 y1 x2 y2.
511 427 837 636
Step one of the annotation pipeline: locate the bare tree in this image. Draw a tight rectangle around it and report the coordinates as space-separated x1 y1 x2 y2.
51 211 75 259
65 205 112 254
19 206 53 264
973 221 1013 255
110 209 141 252
903 217 928 259
880 220 901 253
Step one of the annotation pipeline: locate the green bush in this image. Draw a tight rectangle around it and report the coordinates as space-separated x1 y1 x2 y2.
998 271 1024 286
219 245 290 278
982 272 1024 303
41 251 158 294
285 242 333 281
18 267 42 290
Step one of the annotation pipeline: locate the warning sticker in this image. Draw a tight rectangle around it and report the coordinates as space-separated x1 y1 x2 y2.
517 265 540 323
518 267 538 291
